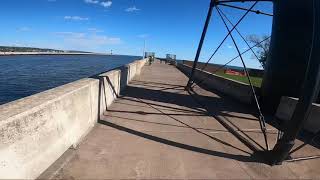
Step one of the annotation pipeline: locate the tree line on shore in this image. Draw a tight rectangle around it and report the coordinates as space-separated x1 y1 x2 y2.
0 46 90 53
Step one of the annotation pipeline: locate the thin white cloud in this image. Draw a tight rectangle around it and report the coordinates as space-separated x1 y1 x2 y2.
101 1 112 8
137 34 149 38
12 41 29 47
66 35 122 50
84 0 99 4
64 16 89 21
55 32 86 38
54 31 121 50
125 6 140 12
17 27 31 32
88 28 104 33
227 45 233 49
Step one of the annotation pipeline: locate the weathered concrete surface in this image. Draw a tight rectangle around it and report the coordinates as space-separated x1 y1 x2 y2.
177 63 258 104
0 59 147 179
45 60 320 179
0 78 99 179
276 96 320 133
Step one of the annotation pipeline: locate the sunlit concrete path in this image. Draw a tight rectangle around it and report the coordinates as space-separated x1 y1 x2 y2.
41 60 320 179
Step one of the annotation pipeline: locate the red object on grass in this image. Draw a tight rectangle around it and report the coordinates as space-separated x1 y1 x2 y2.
224 69 246 76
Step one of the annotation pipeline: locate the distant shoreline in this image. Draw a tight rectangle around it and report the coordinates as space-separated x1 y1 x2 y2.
0 52 110 56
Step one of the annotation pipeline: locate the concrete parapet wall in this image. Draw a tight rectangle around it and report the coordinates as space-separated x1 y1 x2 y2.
276 96 320 133
0 58 147 179
176 63 257 104
118 59 147 90
135 58 147 76
99 70 121 109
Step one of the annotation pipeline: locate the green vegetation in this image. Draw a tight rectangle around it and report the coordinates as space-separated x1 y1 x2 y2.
246 35 271 69
215 71 263 87
0 46 90 53
0 46 64 53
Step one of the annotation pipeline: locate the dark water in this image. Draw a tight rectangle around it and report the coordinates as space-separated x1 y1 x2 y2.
0 55 141 105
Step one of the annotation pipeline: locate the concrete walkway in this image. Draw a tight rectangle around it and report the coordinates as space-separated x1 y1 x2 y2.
41 61 320 179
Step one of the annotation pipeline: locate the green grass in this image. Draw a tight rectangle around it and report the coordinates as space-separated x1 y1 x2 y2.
214 71 263 88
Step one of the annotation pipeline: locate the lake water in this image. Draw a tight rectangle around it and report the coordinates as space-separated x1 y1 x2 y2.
0 55 141 105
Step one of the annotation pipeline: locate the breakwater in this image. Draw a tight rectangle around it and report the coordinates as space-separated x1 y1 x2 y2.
0 58 147 179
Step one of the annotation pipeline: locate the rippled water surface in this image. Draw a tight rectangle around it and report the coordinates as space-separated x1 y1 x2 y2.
0 55 141 105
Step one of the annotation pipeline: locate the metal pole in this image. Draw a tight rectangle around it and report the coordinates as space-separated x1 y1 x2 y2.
143 39 146 58
186 0 215 90
270 0 320 165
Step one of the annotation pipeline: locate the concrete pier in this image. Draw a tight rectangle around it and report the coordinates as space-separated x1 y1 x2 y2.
0 59 147 179
40 61 320 179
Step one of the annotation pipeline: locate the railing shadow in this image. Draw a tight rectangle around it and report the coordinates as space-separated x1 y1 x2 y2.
187 87 266 152
97 79 274 163
98 119 260 163
93 64 130 117
92 62 319 165
106 114 274 134
122 85 257 119
121 83 266 154
115 97 259 121
119 65 129 91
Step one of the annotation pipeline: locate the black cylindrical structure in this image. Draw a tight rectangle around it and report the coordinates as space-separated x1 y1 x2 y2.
270 0 320 164
261 0 315 113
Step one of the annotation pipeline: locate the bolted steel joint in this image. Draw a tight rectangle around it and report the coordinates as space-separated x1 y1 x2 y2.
211 0 218 7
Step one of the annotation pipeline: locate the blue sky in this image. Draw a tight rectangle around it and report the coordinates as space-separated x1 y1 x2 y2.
0 0 273 69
